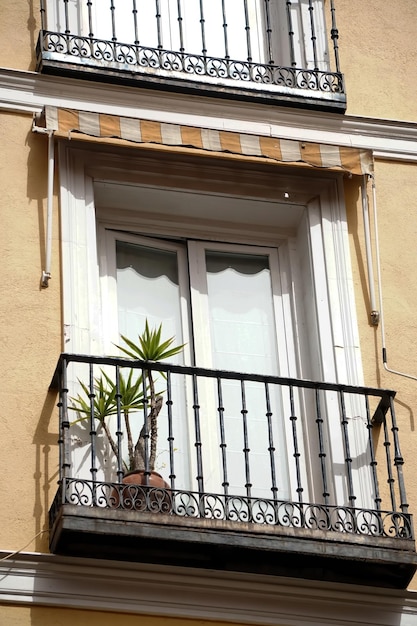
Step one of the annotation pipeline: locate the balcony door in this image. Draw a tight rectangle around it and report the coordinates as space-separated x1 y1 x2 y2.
102 231 298 501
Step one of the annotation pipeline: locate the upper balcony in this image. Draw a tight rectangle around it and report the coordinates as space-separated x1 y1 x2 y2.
49 353 417 588
36 0 346 111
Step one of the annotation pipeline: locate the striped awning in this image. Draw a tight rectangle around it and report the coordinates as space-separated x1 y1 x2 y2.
41 106 373 176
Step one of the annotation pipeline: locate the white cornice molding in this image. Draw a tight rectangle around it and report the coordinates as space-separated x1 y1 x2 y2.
1 551 417 626
1 67 417 162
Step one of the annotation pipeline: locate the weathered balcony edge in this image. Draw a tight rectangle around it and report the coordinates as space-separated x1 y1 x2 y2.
49 502 417 589
36 33 347 112
50 476 414 541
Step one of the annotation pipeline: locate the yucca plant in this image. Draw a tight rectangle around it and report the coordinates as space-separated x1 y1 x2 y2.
71 321 184 474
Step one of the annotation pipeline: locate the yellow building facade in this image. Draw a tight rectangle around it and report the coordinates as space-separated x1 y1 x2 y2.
1 1 417 624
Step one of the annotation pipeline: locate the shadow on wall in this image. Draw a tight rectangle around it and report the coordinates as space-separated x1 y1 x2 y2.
32 389 59 553
25 127 61 552
28 0 39 71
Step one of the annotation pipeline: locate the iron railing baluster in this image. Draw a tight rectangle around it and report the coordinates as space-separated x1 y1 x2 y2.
177 0 185 54
192 373 205 513
315 388 330 506
289 385 303 505
308 0 318 70
88 362 98 505
365 394 381 511
243 0 252 63
39 0 46 32
166 370 176 490
217 377 229 498
115 365 123 484
58 358 70 504
265 382 278 522
264 0 274 65
141 366 151 481
155 0 163 50
330 0 340 73
110 0 117 42
87 0 94 38
339 390 356 508
132 0 139 45
389 395 409 515
63 0 70 35
286 0 296 68
61 359 71 482
199 0 207 57
241 380 252 518
383 407 396 511
221 0 229 61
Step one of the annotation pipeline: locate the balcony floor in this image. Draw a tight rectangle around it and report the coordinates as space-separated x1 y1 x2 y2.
36 34 347 112
50 499 417 589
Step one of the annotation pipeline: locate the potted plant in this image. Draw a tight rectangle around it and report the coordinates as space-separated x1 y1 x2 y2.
71 320 184 510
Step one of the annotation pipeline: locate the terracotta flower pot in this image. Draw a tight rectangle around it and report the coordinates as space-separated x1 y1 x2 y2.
111 470 172 512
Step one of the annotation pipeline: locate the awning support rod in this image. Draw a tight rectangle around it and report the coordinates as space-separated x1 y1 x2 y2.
361 175 379 325
33 117 55 288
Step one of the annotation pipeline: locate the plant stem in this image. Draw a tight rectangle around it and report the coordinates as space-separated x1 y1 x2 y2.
134 395 163 471
100 419 119 461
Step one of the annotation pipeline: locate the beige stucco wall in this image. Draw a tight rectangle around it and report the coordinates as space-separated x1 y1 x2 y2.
0 1 39 71
336 0 417 120
0 111 61 554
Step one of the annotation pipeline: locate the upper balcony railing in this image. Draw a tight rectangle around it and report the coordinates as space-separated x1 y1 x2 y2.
37 1 346 110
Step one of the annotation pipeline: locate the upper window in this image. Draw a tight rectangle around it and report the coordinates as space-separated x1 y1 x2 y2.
39 1 346 109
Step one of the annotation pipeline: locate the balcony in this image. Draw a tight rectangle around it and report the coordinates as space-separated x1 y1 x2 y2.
48 354 417 588
36 0 346 111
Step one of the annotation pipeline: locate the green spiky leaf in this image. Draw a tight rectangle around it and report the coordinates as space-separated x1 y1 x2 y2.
115 320 185 363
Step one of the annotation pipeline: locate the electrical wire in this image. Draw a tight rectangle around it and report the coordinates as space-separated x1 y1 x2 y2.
0 530 48 562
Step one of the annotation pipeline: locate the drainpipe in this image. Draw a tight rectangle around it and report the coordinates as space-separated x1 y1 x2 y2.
33 116 55 288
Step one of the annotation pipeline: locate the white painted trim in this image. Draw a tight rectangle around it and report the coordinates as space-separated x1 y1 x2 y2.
1 68 417 161
58 144 102 355
1 552 417 626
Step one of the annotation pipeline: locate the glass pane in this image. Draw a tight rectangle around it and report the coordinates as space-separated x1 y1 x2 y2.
205 250 290 500
205 251 278 375
116 240 189 487
116 240 182 345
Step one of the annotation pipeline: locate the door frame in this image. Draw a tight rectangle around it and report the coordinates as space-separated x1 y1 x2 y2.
58 142 368 506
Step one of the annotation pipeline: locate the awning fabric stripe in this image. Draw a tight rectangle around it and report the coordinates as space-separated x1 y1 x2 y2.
42 106 373 176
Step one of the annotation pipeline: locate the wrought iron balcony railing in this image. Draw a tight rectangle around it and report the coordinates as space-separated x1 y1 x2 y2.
50 353 413 543
37 1 346 110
